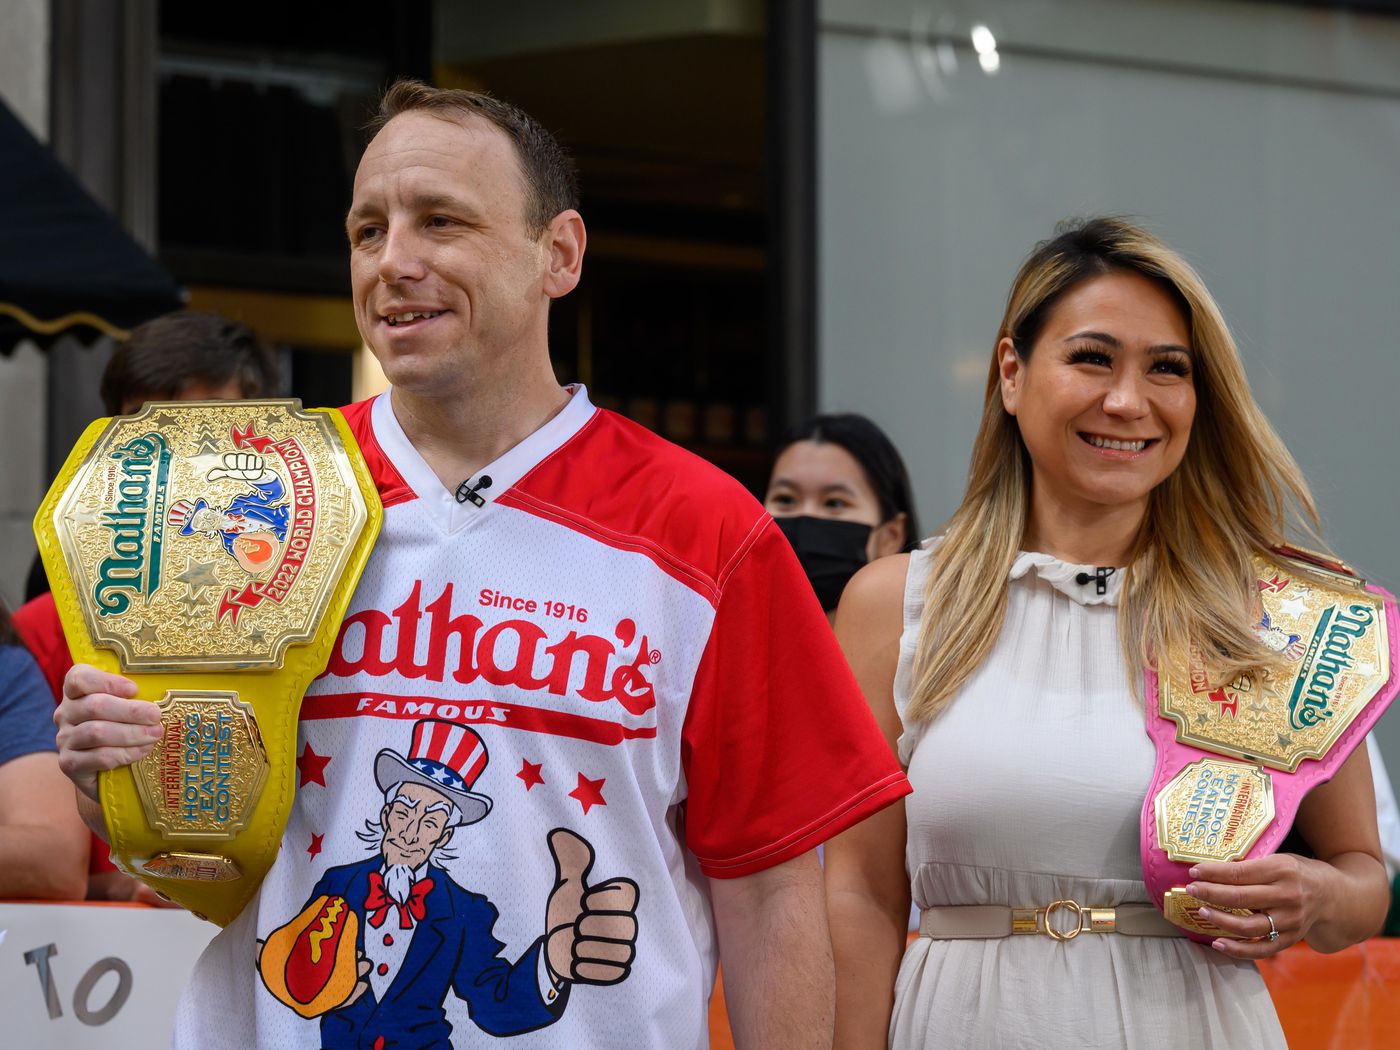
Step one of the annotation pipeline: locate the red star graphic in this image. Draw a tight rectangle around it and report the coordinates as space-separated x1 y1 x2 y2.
297 743 331 788
1208 687 1239 719
307 833 323 860
568 773 607 814
517 759 545 791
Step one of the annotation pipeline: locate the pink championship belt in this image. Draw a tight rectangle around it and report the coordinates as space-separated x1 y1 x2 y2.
1140 547 1399 943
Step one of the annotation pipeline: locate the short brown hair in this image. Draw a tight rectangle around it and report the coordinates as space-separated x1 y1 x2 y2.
369 78 579 236
100 311 278 414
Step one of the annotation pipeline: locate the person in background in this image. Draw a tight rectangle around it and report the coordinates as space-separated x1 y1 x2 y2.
14 309 277 903
765 414 919 623
827 218 1389 1049
0 601 88 900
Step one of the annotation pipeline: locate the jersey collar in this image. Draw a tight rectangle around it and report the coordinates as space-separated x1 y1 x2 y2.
369 384 596 534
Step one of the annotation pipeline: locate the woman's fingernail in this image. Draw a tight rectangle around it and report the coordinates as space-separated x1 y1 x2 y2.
1186 883 1199 895
1197 907 1212 920
1211 939 1227 951
1188 866 1201 879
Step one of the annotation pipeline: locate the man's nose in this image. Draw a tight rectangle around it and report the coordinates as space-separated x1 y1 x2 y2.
377 225 428 284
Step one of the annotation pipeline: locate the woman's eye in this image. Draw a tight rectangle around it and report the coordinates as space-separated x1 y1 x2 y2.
767 493 795 508
823 498 852 511
1067 347 1112 367
1151 357 1191 377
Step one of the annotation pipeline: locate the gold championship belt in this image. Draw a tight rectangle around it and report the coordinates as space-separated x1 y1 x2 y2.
35 401 382 925
1141 548 1399 941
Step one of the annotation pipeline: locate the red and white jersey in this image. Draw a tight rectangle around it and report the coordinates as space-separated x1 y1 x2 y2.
174 386 908 1050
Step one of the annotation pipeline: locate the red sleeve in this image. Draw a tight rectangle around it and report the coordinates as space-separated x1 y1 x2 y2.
12 592 71 702
11 592 118 875
680 518 910 879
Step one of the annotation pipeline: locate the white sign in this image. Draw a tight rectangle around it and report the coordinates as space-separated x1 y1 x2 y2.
0 902 216 1047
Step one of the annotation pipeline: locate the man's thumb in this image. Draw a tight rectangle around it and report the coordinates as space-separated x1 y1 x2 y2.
548 828 595 891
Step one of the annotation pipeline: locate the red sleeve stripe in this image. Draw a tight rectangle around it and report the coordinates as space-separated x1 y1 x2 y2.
693 772 912 879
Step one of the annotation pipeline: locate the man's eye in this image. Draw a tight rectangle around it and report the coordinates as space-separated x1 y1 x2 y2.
354 226 383 244
429 216 453 229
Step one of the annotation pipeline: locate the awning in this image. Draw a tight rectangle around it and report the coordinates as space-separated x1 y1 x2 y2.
0 99 184 354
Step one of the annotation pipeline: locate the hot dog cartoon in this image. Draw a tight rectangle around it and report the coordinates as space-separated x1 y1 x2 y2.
256 719 639 1045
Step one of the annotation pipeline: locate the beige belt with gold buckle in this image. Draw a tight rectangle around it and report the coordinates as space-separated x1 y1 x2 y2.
919 901 1181 940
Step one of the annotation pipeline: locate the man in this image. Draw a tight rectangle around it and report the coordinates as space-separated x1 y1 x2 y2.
56 80 908 1049
257 718 637 1045
16 310 276 902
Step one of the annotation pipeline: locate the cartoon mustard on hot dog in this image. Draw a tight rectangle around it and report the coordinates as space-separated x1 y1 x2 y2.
256 719 638 1045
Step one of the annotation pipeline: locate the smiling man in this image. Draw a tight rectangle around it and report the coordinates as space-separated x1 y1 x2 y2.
55 80 909 1050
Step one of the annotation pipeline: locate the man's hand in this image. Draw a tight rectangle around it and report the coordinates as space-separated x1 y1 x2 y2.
208 452 269 482
54 664 162 802
544 828 638 985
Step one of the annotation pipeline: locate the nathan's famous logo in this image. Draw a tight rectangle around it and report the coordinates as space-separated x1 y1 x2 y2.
93 432 172 617
1288 603 1377 731
166 423 317 625
325 581 661 715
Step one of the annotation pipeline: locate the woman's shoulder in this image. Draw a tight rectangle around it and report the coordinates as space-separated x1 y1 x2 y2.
842 552 912 613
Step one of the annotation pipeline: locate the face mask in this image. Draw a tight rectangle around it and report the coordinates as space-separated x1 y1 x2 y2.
774 516 873 612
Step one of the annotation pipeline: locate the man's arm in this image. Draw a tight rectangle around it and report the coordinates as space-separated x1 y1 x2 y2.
0 751 89 899
711 849 833 1050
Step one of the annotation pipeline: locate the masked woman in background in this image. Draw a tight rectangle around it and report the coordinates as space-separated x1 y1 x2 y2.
765 414 920 621
826 218 1391 1049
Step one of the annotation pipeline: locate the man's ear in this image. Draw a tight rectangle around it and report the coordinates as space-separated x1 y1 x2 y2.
997 337 1022 416
542 209 586 299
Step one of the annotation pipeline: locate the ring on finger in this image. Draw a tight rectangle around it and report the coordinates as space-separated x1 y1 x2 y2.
1264 912 1279 943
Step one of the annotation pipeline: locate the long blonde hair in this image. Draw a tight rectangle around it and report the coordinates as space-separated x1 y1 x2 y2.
907 217 1321 723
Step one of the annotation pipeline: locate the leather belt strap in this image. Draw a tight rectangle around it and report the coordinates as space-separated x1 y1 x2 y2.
919 902 1181 940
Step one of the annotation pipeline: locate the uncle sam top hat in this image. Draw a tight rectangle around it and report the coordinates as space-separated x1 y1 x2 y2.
374 719 493 826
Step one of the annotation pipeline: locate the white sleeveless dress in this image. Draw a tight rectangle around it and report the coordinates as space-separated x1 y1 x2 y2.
890 547 1287 1050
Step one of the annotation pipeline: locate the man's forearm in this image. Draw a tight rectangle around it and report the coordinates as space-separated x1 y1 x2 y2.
712 852 834 1050
0 827 88 899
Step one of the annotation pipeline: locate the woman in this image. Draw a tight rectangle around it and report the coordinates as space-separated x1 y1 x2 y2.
765 413 919 623
826 218 1390 1049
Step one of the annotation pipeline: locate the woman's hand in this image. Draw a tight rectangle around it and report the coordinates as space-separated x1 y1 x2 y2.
1186 853 1323 958
1190 744 1389 957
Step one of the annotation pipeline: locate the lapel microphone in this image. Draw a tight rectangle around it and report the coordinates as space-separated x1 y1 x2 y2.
455 474 492 507
1074 566 1116 595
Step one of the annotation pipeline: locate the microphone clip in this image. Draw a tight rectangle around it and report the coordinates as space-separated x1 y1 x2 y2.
1074 566 1116 595
455 474 493 508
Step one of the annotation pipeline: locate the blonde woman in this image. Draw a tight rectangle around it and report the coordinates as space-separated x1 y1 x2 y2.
826 218 1391 1049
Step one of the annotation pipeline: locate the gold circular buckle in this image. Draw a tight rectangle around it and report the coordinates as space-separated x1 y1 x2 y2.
1042 899 1083 941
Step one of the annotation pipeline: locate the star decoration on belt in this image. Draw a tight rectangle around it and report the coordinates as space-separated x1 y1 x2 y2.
175 555 220 597
65 503 102 527
132 621 161 648
307 833 324 860
516 759 544 791
297 743 331 788
194 427 222 455
152 411 179 428
1276 593 1309 620
568 773 607 814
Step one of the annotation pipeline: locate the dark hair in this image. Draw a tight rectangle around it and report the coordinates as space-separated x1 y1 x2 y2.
1009 216 1192 359
775 413 921 551
100 311 278 415
369 78 579 237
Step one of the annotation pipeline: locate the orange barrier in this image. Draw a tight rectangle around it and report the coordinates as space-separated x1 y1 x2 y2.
1257 939 1400 1049
708 968 736 1050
